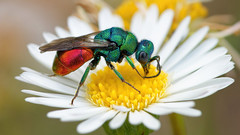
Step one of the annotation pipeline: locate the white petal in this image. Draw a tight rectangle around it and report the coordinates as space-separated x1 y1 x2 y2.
27 44 55 69
60 107 110 122
163 26 209 71
47 106 107 119
19 71 80 95
160 89 206 102
15 76 31 84
144 106 172 115
163 77 234 102
171 48 228 81
144 5 159 30
146 103 200 117
130 12 143 40
168 56 234 94
109 112 127 129
169 38 219 73
22 89 72 98
20 67 78 87
64 68 85 82
172 108 201 117
47 106 96 118
137 5 159 41
129 110 142 125
152 9 174 55
152 101 195 108
25 97 91 108
95 58 107 71
77 110 118 134
191 77 234 100
21 67 40 73
159 16 190 64
68 16 93 37
98 8 123 30
43 32 58 43
112 105 131 112
55 26 71 38
140 111 161 130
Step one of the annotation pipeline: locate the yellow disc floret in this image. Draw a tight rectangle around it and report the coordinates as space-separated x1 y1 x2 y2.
87 62 168 111
115 0 208 30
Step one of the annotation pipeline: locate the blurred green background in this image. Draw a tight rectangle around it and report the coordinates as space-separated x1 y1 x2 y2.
0 0 239 135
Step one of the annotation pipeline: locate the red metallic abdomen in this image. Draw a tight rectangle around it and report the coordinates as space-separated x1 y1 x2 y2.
52 48 93 76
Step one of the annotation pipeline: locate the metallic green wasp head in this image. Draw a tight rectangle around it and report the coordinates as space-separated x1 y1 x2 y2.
135 40 154 75
135 40 154 64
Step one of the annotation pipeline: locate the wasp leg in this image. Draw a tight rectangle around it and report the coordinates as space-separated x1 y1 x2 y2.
125 56 145 78
106 62 141 93
144 56 161 78
71 57 100 105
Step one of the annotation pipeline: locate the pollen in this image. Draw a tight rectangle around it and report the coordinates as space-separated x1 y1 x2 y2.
115 0 208 30
86 61 168 111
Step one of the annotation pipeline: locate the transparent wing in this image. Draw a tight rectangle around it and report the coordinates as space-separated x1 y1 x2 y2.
39 31 111 53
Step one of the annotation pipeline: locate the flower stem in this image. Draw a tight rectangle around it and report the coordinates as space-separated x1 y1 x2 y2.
103 121 152 135
169 113 186 135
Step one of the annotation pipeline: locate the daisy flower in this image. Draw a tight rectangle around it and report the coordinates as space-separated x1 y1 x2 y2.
17 5 234 134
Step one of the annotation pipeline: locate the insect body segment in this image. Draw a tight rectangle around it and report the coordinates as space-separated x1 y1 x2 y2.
94 27 138 62
53 48 94 76
39 27 161 105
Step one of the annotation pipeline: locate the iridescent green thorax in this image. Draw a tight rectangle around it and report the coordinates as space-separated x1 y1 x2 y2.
94 27 138 62
120 31 138 55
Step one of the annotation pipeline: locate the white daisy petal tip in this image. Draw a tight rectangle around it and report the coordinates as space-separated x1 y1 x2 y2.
21 89 29 94
99 7 111 15
15 76 26 83
109 112 127 129
163 9 174 16
184 16 191 22
55 26 71 38
191 109 202 117
174 108 202 117
42 32 58 43
67 16 80 25
25 97 36 103
27 43 40 57
148 4 158 10
21 67 29 71
146 4 159 17
27 43 39 51
46 111 57 118
228 78 235 84
200 26 210 34
129 111 142 125
112 105 131 112
76 110 118 134
98 7 124 30
141 111 161 130
68 16 93 36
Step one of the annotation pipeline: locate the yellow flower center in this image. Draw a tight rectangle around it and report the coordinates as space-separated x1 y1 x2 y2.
115 0 208 30
87 62 168 111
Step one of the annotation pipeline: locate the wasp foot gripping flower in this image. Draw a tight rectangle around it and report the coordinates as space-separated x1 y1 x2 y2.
17 5 234 135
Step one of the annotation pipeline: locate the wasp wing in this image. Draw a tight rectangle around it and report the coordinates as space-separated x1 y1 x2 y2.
39 31 110 53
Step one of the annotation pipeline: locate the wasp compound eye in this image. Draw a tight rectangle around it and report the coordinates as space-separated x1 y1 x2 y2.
135 40 154 65
139 51 148 64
